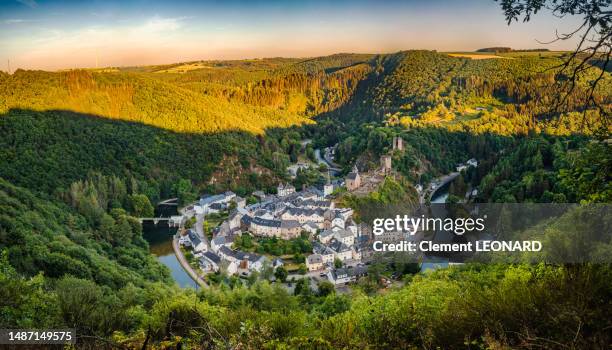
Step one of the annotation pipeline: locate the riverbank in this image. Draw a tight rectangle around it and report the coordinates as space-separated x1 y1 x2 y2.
142 202 199 289
171 233 208 288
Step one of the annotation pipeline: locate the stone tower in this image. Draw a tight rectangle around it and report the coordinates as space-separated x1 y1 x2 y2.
393 136 404 151
381 155 392 174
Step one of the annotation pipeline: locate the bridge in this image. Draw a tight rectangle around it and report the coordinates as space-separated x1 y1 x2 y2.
158 198 179 206
429 172 460 202
138 215 184 227
419 172 460 203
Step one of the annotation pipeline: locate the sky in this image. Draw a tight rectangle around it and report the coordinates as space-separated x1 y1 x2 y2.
0 0 584 71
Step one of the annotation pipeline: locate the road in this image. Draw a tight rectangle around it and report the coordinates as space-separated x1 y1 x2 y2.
314 148 341 175
179 203 210 248
172 235 208 288
195 213 210 247
322 147 341 169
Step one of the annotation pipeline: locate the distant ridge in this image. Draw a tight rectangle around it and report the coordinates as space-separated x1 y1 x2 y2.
477 47 550 53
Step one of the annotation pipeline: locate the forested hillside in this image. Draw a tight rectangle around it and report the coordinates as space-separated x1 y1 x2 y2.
322 51 610 135
148 54 374 116
0 69 311 134
0 177 175 330
0 109 297 198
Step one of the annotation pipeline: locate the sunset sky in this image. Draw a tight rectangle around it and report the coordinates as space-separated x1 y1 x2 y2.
0 0 583 71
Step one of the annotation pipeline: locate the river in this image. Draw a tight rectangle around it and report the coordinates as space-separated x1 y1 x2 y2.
142 204 197 289
430 191 448 204
421 186 450 271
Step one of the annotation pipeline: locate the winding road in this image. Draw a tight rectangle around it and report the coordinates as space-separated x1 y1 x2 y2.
172 235 208 288
175 202 210 288
314 148 341 175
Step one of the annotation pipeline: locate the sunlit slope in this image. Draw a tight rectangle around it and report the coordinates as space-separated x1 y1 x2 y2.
350 51 610 134
147 53 374 116
0 70 311 134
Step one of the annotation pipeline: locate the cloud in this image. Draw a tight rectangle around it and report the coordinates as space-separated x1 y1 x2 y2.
16 0 37 8
141 16 186 32
2 18 36 24
5 15 193 66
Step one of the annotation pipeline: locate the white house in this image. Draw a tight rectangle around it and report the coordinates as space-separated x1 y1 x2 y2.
178 234 191 247
200 191 236 214
211 235 234 252
249 217 282 237
332 216 345 229
331 225 344 232
293 199 333 210
188 230 207 253
356 241 374 261
249 217 301 239
318 229 336 244
327 266 367 285
218 246 237 262
329 239 352 261
233 196 246 209
199 251 221 272
327 268 354 285
193 205 205 215
334 229 355 246
225 260 239 275
272 258 284 270
346 223 358 236
337 208 354 219
236 251 267 272
217 245 267 274
254 210 275 220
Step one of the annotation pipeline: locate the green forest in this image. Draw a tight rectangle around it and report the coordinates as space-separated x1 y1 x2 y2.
0 47 611 349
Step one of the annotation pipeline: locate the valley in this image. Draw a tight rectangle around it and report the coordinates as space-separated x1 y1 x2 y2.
0 49 610 348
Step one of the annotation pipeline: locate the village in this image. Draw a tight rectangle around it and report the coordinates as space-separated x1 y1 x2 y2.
178 179 377 287
176 137 479 289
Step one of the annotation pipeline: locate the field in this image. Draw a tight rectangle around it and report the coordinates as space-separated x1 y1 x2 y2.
447 53 509 60
498 50 568 58
154 61 214 73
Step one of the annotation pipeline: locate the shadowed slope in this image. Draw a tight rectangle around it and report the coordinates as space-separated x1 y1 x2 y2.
0 108 288 195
